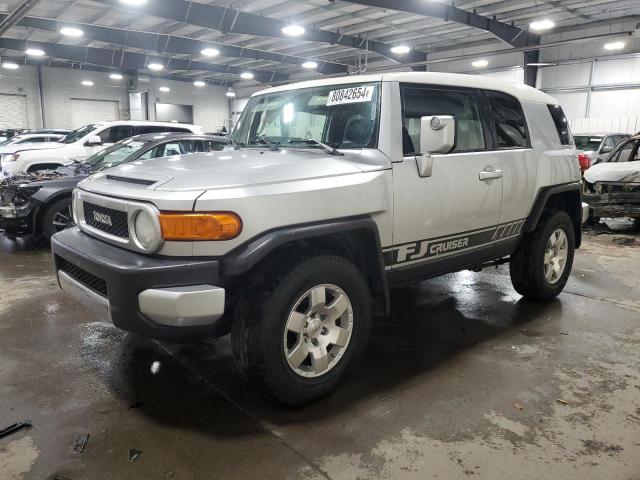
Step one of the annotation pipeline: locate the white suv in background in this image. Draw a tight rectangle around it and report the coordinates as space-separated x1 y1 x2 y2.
1 121 203 177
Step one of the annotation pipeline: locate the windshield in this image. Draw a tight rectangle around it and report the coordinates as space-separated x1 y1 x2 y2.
61 124 98 144
85 138 150 171
0 138 14 146
232 82 380 150
574 135 602 151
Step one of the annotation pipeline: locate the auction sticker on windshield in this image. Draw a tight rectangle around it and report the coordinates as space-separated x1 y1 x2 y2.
326 86 375 106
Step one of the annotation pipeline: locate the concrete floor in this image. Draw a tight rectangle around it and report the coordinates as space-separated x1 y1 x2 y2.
1 226 639 480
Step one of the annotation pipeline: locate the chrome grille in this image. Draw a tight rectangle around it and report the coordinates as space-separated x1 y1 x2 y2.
83 202 129 239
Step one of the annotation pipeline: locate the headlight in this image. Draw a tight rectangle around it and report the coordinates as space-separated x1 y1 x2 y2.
8 153 20 162
132 209 159 251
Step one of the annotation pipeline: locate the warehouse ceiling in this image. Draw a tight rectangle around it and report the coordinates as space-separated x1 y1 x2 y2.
0 0 639 87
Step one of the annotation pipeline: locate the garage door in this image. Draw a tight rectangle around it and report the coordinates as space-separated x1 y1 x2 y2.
70 99 119 128
0 94 28 129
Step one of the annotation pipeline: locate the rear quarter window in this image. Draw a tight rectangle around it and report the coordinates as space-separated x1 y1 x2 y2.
547 104 572 145
485 91 530 149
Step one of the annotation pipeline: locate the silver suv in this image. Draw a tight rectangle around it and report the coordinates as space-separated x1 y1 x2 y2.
52 72 586 405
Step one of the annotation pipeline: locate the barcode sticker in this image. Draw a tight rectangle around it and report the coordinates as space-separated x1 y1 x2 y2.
326 86 375 106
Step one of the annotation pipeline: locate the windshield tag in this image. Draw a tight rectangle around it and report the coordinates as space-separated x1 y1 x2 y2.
326 86 375 106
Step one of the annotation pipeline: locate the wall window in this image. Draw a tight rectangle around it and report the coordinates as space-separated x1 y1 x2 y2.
485 92 530 148
401 86 485 155
546 104 572 146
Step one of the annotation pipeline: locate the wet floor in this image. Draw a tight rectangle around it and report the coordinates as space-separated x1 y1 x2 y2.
1 226 639 479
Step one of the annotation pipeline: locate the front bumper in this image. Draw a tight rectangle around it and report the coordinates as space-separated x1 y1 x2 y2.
0 203 35 236
52 227 228 341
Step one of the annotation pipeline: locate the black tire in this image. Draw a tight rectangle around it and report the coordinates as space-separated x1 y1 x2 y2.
509 210 575 300
232 255 372 406
41 197 74 241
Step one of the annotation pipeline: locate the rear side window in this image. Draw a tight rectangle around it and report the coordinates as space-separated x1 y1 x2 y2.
546 104 572 145
401 85 486 154
485 92 530 149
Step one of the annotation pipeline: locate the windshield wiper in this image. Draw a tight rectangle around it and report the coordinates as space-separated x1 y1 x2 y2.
288 139 344 156
253 135 280 151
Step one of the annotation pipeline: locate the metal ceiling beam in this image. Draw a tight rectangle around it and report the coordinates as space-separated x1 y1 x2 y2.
340 0 540 48
1 15 350 75
99 0 428 65
0 0 40 36
0 38 289 84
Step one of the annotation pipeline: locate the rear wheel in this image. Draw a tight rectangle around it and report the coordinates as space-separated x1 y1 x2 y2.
232 255 371 406
41 197 74 241
510 211 575 300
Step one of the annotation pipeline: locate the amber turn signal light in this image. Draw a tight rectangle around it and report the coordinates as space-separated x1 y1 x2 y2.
159 212 242 241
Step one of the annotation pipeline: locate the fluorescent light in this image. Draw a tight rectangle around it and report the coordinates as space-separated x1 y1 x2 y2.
471 59 489 68
226 90 236 98
240 72 254 80
159 86 170 92
302 61 318 69
119 0 147 5
526 62 556 67
2 62 19 70
25 48 45 57
109 73 123 80
529 19 555 31
604 41 625 51
81 80 94 86
391 45 411 54
60 27 83 37
200 48 220 57
282 25 305 37
193 80 206 87
148 63 164 71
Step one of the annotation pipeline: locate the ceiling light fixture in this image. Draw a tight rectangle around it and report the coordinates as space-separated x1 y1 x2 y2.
226 90 236 98
604 41 625 51
2 62 19 70
526 62 556 67
200 48 220 57
391 45 411 54
240 72 254 80
159 86 170 92
193 80 206 87
81 80 94 86
118 0 147 5
529 19 555 31
471 59 489 68
148 63 164 71
302 61 318 69
282 25 305 37
109 73 123 80
25 48 45 57
60 26 83 37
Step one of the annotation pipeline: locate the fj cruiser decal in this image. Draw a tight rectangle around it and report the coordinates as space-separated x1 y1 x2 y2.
383 219 525 268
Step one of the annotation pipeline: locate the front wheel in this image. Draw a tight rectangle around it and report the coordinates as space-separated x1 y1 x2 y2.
509 211 575 300
41 197 75 241
232 255 372 406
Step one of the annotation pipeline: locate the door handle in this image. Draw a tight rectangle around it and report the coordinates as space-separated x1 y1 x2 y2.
479 169 503 181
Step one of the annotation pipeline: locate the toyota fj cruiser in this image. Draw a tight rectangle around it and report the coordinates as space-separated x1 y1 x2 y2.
52 73 586 405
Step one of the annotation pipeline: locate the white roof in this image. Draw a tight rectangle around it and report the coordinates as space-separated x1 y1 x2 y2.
93 121 199 129
254 72 557 104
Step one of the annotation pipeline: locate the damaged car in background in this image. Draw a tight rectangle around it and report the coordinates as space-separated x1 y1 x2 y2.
0 133 229 241
583 134 640 223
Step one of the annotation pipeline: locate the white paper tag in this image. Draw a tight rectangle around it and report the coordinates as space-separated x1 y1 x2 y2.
326 86 375 106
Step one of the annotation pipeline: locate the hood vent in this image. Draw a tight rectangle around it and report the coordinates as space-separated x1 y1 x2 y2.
105 175 157 186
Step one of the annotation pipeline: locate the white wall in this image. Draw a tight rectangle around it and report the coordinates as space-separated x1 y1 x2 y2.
0 65 43 129
146 78 230 132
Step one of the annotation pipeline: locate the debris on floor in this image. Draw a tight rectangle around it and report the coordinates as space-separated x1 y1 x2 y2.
73 433 90 453
150 361 161 375
0 420 31 439
129 449 142 462
613 236 636 246
556 399 569 405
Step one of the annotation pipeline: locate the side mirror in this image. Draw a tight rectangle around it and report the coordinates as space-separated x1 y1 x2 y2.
415 115 455 178
85 135 103 146
420 115 455 155
600 145 613 154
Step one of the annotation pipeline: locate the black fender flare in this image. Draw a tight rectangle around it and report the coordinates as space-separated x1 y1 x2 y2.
221 215 390 314
523 182 583 247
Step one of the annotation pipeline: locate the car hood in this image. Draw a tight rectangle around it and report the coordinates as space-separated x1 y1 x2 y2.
85 148 390 192
584 161 640 184
0 142 64 154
